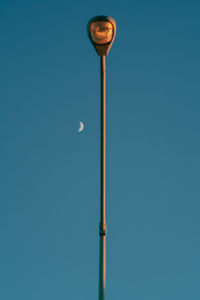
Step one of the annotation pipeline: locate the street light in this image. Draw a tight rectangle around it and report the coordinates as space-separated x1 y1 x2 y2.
87 16 116 300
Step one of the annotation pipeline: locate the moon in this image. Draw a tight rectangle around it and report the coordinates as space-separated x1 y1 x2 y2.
78 121 84 132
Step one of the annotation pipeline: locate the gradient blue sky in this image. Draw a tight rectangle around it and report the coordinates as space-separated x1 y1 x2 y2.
1 1 200 299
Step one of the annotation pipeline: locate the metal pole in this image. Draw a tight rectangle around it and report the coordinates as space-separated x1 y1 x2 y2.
99 55 106 300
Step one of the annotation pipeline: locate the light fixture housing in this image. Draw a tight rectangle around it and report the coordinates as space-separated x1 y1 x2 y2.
88 16 116 56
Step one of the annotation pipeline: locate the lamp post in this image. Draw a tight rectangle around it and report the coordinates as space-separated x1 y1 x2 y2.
87 16 116 300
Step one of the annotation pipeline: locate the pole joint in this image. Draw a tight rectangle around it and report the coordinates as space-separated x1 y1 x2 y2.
99 222 107 236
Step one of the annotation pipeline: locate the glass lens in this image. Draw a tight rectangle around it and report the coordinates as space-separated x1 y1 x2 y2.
90 21 113 44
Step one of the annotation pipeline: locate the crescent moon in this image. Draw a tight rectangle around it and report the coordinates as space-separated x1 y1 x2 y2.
78 121 84 132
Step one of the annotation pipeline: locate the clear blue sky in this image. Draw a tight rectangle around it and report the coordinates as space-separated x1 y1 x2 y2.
1 0 200 299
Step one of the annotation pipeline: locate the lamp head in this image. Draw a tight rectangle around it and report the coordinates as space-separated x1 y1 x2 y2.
88 16 116 56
